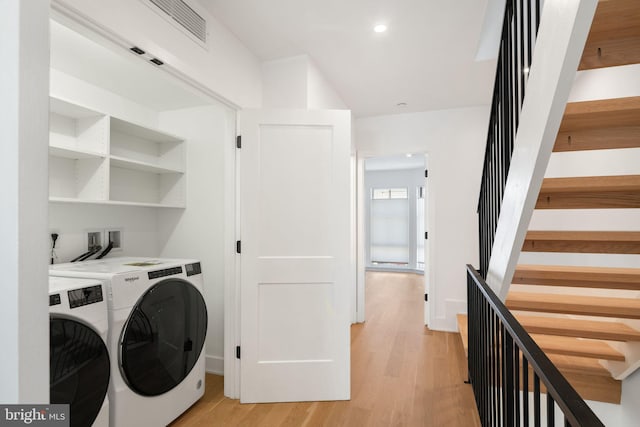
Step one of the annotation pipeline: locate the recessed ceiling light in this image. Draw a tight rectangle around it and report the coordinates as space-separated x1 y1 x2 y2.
406 153 413 158
374 24 387 33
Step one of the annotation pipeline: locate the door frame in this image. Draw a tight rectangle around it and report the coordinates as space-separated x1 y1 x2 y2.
355 152 434 326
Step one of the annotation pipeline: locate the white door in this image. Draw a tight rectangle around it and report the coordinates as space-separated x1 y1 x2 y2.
239 109 351 403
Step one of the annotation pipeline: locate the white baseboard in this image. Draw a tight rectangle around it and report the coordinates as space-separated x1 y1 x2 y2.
206 354 224 375
429 299 467 332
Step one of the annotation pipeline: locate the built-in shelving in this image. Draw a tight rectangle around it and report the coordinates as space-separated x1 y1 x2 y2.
48 96 186 208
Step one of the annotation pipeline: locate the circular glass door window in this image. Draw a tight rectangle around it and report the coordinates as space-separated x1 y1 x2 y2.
120 279 207 396
50 317 110 427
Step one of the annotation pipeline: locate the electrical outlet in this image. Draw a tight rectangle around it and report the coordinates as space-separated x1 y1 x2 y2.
87 231 103 251
106 228 123 251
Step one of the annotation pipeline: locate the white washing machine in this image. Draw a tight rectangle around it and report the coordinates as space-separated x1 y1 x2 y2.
49 276 110 427
50 258 208 427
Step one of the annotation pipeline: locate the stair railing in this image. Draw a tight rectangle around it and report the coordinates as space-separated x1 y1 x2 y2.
478 0 541 279
466 265 604 427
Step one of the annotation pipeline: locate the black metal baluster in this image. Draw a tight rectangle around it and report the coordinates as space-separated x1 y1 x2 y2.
534 373 540 427
548 394 555 427
514 344 521 427
466 266 604 427
523 357 529 427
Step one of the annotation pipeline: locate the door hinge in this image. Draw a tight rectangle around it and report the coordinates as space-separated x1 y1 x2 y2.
236 346 241 359
425 232 428 240
424 293 428 302
236 240 241 254
425 169 428 178
236 135 242 149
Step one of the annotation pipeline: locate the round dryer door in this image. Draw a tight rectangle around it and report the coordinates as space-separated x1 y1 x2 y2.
120 278 207 396
50 317 110 427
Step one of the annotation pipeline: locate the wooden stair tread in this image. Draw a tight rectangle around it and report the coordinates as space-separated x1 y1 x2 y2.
514 314 640 341
523 230 640 253
554 126 640 152
540 175 640 193
506 291 640 319
530 334 624 361
536 175 640 209
513 264 640 290
548 354 611 377
559 96 640 131
456 314 468 356
580 0 640 70
455 315 625 361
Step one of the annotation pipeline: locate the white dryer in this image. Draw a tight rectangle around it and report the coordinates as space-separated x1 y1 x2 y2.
49 276 110 427
50 257 208 427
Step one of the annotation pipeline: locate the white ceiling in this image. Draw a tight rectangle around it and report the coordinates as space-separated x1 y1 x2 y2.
50 21 211 111
199 0 497 117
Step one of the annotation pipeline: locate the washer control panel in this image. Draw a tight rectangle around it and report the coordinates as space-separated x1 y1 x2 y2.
68 285 103 309
185 262 202 277
148 266 183 280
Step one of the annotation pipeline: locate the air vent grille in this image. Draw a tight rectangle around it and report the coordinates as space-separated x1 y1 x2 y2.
149 0 207 43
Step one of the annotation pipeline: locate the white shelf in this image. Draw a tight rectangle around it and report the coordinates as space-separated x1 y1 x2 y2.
110 155 183 174
111 117 182 143
49 97 186 209
50 97 103 119
50 145 105 159
49 197 185 209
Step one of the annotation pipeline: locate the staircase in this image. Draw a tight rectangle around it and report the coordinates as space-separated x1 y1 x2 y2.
508 0 640 405
463 0 640 405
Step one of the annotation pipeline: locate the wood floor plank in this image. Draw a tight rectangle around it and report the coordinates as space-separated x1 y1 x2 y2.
171 272 481 427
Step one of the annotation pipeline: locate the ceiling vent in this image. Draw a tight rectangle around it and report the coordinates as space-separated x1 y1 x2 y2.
148 0 207 43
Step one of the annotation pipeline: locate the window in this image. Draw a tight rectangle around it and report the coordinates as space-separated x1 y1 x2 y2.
416 186 425 271
370 188 409 266
372 188 408 200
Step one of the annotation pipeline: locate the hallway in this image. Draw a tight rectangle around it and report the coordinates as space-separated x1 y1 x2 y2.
172 272 480 426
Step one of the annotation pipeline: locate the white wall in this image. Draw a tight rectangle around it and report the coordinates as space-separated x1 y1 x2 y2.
356 106 489 331
261 54 347 110
51 69 159 127
307 59 348 110
53 0 262 108
0 0 50 403
49 204 161 262
261 56 309 109
157 103 234 376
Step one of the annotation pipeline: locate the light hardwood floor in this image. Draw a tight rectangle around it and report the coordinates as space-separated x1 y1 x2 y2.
171 272 480 426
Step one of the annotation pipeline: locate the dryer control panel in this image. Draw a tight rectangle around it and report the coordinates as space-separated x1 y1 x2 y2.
67 285 103 309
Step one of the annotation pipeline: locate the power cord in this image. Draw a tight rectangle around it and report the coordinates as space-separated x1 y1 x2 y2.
51 233 59 265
